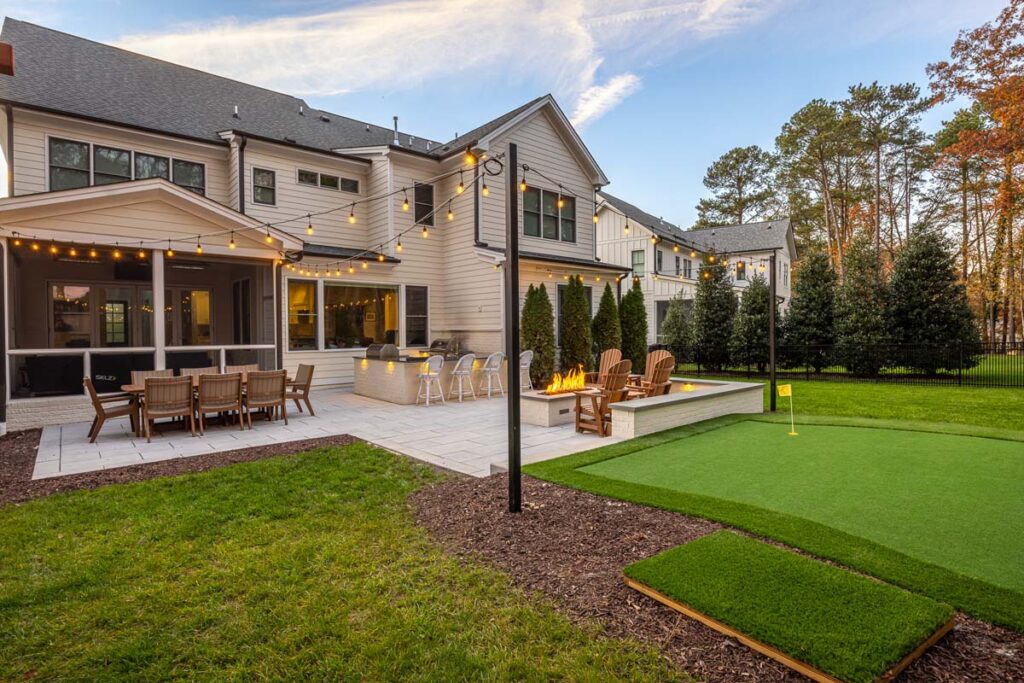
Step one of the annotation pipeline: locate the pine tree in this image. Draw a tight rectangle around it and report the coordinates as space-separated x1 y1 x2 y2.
730 275 772 372
692 257 738 371
782 249 837 372
660 293 693 365
886 231 983 373
619 280 649 374
520 283 555 386
835 235 889 376
558 275 593 372
591 282 622 363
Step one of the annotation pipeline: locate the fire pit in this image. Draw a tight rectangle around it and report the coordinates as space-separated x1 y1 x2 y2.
545 365 586 395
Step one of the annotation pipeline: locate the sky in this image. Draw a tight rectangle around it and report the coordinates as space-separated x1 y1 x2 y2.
5 0 1009 226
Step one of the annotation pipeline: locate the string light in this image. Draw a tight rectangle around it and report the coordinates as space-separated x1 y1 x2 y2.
377 248 385 262
402 190 410 212
31 242 40 251
307 214 314 236
673 244 680 252
137 244 146 259
113 244 122 260
624 223 630 235
348 264 355 274
89 244 97 258
557 194 565 209
422 225 429 238
48 242 58 255
12 238 21 246
520 174 527 192
447 201 454 221
464 150 476 165
229 232 236 250
265 226 273 244
396 238 403 253
690 250 697 258
593 213 599 224
481 181 489 197
361 261 368 269
167 240 174 258
457 171 465 194
69 246 78 257
348 205 356 224
196 237 203 255
650 235 658 244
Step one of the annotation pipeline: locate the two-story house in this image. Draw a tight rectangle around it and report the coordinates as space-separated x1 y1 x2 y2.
596 192 796 345
0 18 627 430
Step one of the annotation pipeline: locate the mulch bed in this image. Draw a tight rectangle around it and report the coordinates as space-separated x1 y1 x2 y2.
0 428 357 507
412 474 1024 683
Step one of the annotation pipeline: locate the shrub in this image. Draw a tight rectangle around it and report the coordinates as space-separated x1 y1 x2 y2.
692 257 737 371
781 249 836 372
730 275 772 373
558 275 593 372
619 279 649 374
835 236 889 376
591 282 622 364
660 293 693 365
521 283 555 386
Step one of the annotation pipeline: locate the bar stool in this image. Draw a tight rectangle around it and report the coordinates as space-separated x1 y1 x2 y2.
448 353 476 402
481 351 505 398
519 350 534 391
416 354 446 406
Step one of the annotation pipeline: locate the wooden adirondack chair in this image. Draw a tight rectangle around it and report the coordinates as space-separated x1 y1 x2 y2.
575 359 632 437
629 348 673 383
627 355 676 399
585 348 622 386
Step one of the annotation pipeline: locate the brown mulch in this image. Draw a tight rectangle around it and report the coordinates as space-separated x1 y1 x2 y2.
412 474 1024 683
0 428 358 507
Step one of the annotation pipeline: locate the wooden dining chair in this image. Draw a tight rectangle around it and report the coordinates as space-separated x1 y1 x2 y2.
130 368 174 385
628 355 676 399
83 377 137 443
142 376 195 442
225 364 260 381
244 370 288 428
180 365 220 380
585 348 622 386
575 359 632 437
286 364 315 415
197 373 243 435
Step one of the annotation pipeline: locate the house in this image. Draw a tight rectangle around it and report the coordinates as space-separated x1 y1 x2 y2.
596 192 796 345
0 18 628 430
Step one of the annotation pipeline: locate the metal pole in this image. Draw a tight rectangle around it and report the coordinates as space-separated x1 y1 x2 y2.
505 143 522 513
769 250 777 412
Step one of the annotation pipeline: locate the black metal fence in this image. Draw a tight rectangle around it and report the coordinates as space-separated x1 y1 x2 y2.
685 342 1024 388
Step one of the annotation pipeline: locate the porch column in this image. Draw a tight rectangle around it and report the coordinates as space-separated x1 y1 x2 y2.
152 249 166 370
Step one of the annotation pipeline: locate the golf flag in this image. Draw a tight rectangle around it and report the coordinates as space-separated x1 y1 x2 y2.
777 384 797 435
777 384 792 397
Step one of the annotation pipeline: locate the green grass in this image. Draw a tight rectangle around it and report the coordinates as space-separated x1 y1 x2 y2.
0 443 686 682
525 415 1024 631
625 532 954 683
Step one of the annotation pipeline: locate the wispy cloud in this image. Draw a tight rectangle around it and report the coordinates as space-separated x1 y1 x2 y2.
116 0 786 127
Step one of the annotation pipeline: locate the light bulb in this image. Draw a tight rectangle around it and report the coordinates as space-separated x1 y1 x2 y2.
348 264 355 274
49 244 58 255
229 233 236 249
396 240 403 253
557 195 565 209
402 193 410 212
69 247 78 257
167 248 174 258
113 248 122 260
520 177 527 192
361 261 368 269
593 213 599 224
12 238 21 246
422 226 429 238
481 183 489 197
31 242 40 251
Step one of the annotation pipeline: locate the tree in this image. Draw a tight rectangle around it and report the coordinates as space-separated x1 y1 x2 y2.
591 282 622 363
835 235 889 376
660 293 693 365
619 280 649 374
886 232 983 373
695 145 778 227
782 249 837 372
730 275 772 373
558 275 593 372
692 257 738 371
520 283 555 386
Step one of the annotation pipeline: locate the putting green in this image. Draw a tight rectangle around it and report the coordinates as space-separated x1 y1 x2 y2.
582 420 1024 593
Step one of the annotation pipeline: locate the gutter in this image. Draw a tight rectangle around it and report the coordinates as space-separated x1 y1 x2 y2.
225 129 371 165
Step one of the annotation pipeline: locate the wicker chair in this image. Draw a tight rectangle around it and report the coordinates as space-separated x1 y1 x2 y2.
142 376 195 442
130 368 174 385
585 348 622 386
481 351 505 397
244 370 288 427
84 377 136 443
519 350 534 391
180 366 220 381
285 364 315 415
225 364 260 381
575 359 632 437
197 373 243 435
416 355 446 406
627 355 676 399
447 354 476 402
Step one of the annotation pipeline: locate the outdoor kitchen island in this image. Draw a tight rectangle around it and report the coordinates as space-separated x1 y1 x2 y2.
353 344 506 405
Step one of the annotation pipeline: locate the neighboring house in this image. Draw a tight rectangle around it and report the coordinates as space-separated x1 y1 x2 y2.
0 18 627 429
597 192 796 346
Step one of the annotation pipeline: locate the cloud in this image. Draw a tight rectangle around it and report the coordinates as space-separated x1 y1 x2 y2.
115 0 785 126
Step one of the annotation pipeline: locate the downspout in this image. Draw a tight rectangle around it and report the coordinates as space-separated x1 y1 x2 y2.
474 159 481 245
237 135 247 214
5 103 13 197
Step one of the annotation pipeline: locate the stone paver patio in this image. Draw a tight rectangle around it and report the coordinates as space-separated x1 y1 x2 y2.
33 387 620 479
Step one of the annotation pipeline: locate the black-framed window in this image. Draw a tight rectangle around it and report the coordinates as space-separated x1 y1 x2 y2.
93 146 131 185
287 280 318 351
48 138 90 191
298 169 319 186
135 153 170 180
319 173 340 190
560 195 576 242
253 168 276 205
556 283 592 344
325 283 398 348
173 159 206 195
523 187 575 242
675 255 681 276
655 249 663 273
784 263 789 287
736 261 747 281
414 183 434 226
631 250 645 277
405 285 429 347
339 177 359 193
683 259 693 279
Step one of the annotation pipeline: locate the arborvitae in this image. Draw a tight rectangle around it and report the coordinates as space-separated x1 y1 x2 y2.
692 257 738 370
660 293 693 365
619 279 649 374
835 235 889 376
886 231 983 373
591 282 622 364
730 275 772 372
782 249 837 372
520 283 555 386
558 275 593 372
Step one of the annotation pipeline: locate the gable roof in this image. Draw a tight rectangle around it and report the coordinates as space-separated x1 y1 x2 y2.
688 219 795 258
598 191 701 248
433 96 547 157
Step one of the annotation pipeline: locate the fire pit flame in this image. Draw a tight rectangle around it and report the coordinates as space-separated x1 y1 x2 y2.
545 365 586 395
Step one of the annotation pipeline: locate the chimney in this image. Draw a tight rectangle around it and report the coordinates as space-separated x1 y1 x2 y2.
0 42 13 77
392 116 400 146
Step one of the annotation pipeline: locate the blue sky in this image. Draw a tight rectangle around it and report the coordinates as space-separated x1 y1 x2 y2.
8 0 1007 226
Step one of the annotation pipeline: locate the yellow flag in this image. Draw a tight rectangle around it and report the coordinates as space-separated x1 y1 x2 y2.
777 384 792 397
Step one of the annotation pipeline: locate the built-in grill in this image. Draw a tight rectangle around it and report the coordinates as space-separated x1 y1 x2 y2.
427 338 461 360
365 343 400 361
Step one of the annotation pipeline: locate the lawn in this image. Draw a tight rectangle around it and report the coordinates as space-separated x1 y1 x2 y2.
0 443 684 681
526 415 1024 631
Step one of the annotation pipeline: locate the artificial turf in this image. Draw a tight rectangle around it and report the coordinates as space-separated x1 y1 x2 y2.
625 531 954 683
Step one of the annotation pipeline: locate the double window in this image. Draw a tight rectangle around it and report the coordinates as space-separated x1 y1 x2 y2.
683 259 693 279
48 137 206 194
522 187 575 242
253 167 276 205
414 183 434 226
631 250 645 277
675 255 681 276
298 169 359 193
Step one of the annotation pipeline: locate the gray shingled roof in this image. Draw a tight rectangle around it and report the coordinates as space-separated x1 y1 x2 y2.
436 96 547 155
598 191 702 248
0 18 445 154
687 219 792 254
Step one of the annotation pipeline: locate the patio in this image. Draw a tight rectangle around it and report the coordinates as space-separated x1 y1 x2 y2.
33 386 623 479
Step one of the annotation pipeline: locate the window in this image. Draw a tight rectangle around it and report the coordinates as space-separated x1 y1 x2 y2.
783 263 789 287
298 169 319 186
232 280 252 345
339 177 359 193
631 250 645 277
683 259 692 279
297 169 360 193
523 187 575 242
325 283 398 348
49 138 90 191
172 159 206 195
405 285 429 347
93 146 131 185
51 284 92 347
675 255 681 276
557 283 593 344
288 280 318 350
50 284 152 348
655 249 663 273
736 261 747 281
99 287 133 346
560 195 576 242
414 183 434 226
165 288 212 346
319 173 339 190
523 187 541 237
253 168 276 205
135 153 170 180
541 191 559 240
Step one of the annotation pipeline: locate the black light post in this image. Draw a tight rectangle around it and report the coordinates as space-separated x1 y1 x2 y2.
769 250 777 412
504 143 522 513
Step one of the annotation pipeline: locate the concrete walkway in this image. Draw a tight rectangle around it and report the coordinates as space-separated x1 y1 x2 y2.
34 387 620 479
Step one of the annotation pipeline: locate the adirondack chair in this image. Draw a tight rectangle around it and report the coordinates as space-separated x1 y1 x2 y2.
627 355 676 399
629 348 673 383
575 359 632 437
585 348 622 387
